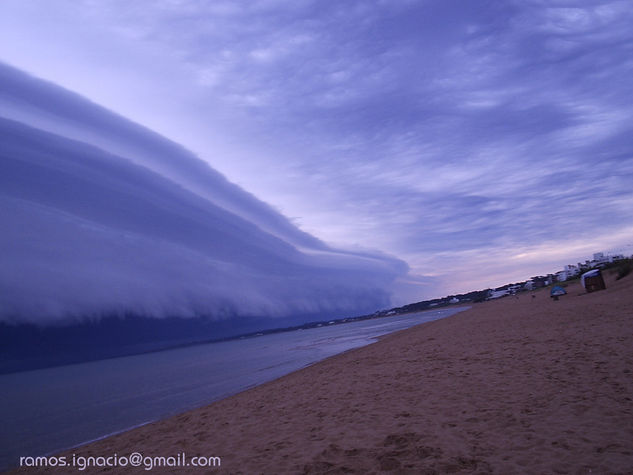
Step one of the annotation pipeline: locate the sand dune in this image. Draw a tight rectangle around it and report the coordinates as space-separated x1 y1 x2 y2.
12 271 633 474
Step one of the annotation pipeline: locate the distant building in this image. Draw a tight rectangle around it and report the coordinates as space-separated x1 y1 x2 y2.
489 289 509 299
556 270 568 282
578 260 592 271
590 252 611 267
556 264 580 282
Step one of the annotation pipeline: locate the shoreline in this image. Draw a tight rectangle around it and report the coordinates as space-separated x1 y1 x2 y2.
46 313 451 459
0 306 460 377
2 308 465 473
11 273 633 473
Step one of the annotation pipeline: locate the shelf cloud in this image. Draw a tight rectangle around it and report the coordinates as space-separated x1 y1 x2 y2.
0 63 407 325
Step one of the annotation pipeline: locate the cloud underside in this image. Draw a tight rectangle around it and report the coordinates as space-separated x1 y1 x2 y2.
0 64 407 324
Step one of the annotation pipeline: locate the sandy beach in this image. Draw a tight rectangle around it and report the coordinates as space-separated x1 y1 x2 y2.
13 271 633 474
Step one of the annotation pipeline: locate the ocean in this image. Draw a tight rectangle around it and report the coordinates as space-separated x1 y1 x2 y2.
0 308 465 470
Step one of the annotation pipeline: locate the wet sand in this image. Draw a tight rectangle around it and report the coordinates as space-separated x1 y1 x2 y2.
13 272 633 474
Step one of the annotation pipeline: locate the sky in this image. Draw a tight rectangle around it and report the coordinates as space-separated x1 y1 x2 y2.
1 0 633 320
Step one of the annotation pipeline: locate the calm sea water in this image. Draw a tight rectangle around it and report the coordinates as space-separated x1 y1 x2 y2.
0 308 465 469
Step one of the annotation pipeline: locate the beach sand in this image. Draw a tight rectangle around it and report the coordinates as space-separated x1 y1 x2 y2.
13 272 633 474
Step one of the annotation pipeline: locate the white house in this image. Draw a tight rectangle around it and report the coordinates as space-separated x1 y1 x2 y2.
556 270 568 282
489 289 509 299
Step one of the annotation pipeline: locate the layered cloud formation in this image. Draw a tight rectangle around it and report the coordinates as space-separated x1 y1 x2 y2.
1 1 633 305
0 64 407 324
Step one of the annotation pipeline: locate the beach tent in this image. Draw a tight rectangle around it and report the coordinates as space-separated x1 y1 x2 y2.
550 286 567 300
581 269 606 293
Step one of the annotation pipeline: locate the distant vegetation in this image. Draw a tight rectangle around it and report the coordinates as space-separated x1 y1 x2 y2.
611 258 632 280
378 289 491 316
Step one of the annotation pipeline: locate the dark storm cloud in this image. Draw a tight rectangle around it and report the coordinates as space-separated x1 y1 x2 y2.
0 63 407 324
